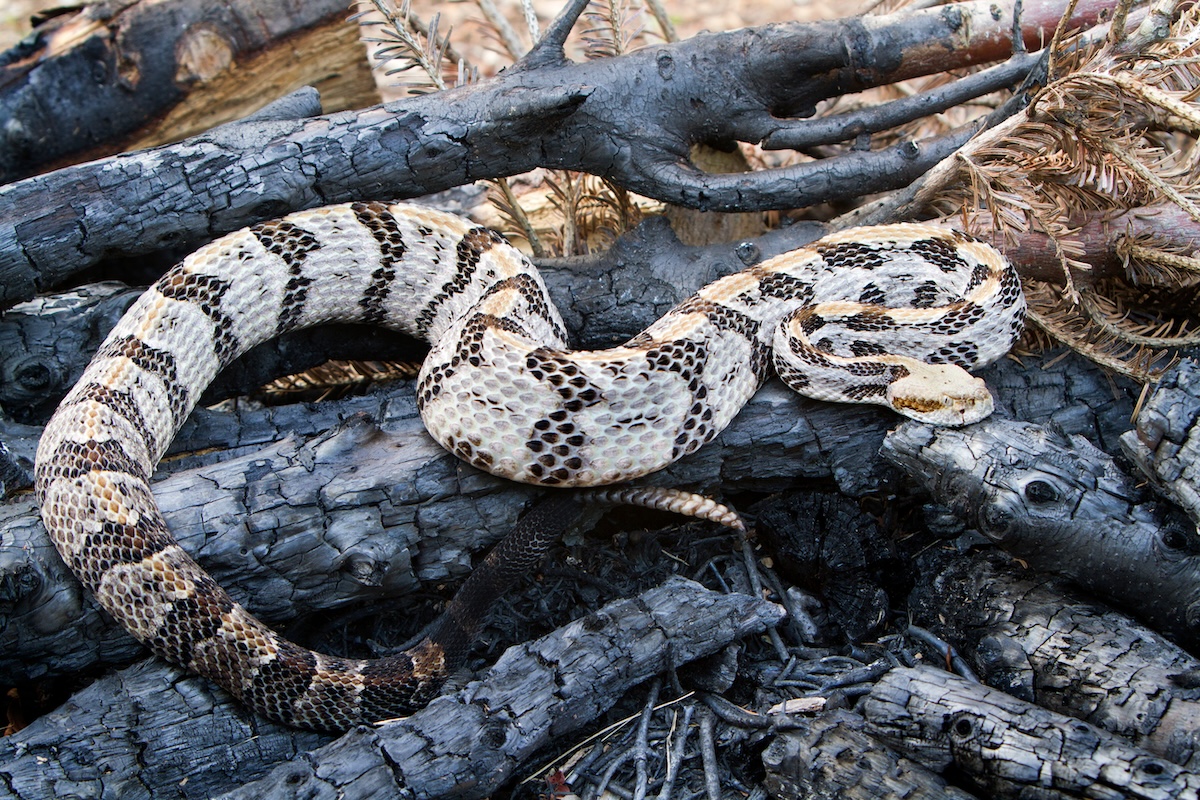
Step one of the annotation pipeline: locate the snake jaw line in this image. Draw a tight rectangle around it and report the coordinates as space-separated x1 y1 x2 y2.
887 366 995 426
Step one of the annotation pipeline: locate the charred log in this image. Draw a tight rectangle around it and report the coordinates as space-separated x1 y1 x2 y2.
0 215 825 425
0 340 1149 686
0 0 378 183
862 666 1200 798
881 416 1200 648
761 708 981 800
909 549 1200 769
0 575 782 800
0 0 1117 309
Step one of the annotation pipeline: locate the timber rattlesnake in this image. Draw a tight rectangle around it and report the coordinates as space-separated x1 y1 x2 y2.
35 201 1025 730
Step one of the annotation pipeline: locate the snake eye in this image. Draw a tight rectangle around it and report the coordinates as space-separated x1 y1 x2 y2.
1023 479 1059 504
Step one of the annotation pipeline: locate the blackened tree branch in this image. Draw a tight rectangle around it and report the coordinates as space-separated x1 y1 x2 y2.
0 0 1116 309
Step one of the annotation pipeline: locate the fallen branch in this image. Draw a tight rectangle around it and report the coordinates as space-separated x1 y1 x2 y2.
0 346 1142 685
909 549 1200 768
0 0 1116 308
882 416 1200 646
863 666 1200 798
0 576 782 800
762 708 981 799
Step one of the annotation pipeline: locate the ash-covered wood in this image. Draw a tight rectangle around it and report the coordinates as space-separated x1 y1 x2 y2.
1122 356 1200 527
862 666 1200 798
761 709 980 799
909 549 1200 769
0 576 782 800
0 0 377 184
881 416 1200 647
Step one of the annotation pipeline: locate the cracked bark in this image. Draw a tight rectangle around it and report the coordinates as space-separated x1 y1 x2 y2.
0 576 782 800
908 549 1200 770
862 666 1200 798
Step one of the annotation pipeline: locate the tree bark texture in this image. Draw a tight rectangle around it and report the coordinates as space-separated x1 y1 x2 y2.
863 666 1200 799
0 0 1117 309
908 549 1200 769
0 0 379 183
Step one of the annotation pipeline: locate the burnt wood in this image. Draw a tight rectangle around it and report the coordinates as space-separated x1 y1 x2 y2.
0 0 1117 309
0 577 782 799
0 0 378 183
909 549 1200 769
863 666 1200 798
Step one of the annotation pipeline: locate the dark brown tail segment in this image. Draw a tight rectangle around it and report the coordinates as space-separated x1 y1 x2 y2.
422 494 585 676
312 494 586 730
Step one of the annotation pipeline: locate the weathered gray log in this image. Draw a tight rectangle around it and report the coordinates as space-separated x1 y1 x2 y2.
909 549 1200 768
862 666 1200 799
0 575 783 800
881 417 1200 647
0 659 331 799
0 410 542 684
1122 356 1200 527
761 708 980 799
0 344 1145 684
0 0 1116 309
0 0 378 183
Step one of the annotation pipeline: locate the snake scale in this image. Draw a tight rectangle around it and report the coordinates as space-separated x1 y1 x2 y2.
35 201 1025 730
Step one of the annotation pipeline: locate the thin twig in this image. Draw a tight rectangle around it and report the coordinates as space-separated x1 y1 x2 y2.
632 678 661 800
643 0 678 42
495 178 546 257
590 747 636 800
476 0 528 59
654 704 695 800
697 707 722 800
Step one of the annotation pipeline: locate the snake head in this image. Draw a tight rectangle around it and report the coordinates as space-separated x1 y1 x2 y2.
885 363 994 427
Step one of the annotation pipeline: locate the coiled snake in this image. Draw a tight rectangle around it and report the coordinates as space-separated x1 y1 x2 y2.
35 202 1025 730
